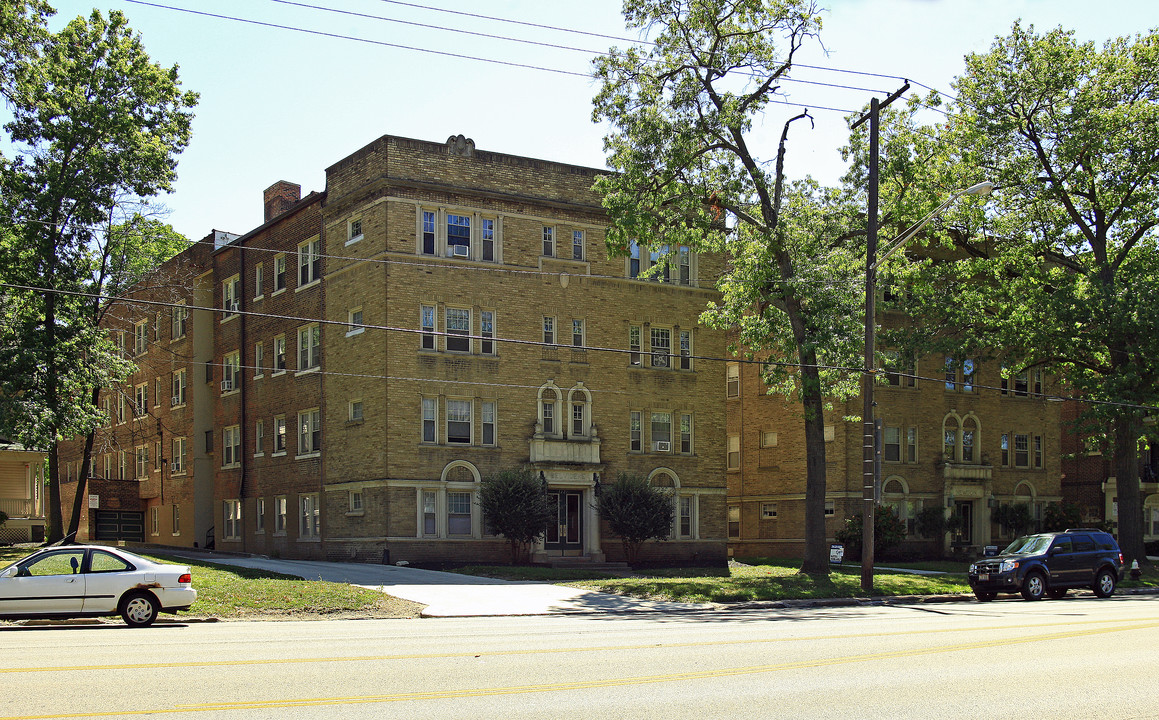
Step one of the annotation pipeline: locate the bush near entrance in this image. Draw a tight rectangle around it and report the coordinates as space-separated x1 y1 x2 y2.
834 504 907 562
597 472 674 565
477 467 555 564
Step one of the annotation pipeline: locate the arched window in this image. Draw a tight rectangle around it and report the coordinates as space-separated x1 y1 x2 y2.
537 382 562 437
881 475 918 534
942 412 982 464
566 384 593 438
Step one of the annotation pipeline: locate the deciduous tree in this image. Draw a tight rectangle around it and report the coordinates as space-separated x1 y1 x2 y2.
0 9 197 540
478 467 555 564
593 0 864 573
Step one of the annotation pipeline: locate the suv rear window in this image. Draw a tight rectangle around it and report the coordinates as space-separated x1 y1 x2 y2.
1072 534 1095 552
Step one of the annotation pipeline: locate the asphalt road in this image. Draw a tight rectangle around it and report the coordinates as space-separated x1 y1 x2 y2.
2 594 1157 719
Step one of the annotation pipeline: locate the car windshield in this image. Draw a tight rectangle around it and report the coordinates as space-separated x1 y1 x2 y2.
1003 535 1052 555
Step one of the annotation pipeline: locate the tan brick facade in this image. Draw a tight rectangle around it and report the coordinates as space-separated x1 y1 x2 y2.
61 133 729 566
728 317 1064 559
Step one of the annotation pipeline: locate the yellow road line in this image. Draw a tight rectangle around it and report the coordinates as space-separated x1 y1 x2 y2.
3 620 1157 719
0 614 1146 675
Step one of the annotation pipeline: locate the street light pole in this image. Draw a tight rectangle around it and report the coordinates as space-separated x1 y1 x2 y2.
859 179 994 592
852 83 908 592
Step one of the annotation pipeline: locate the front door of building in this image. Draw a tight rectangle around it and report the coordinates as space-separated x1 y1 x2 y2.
954 501 973 546
544 491 583 555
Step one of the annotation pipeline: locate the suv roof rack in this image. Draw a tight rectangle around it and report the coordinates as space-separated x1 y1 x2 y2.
1063 528 1103 533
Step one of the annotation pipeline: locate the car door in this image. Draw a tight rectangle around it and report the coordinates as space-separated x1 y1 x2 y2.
1069 534 1098 585
81 549 139 613
0 549 88 615
1045 536 1077 586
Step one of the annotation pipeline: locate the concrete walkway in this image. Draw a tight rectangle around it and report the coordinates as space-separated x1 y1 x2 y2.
165 552 713 617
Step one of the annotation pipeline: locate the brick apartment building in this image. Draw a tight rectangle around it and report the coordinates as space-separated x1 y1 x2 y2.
1058 400 1159 540
60 133 729 566
726 304 1066 558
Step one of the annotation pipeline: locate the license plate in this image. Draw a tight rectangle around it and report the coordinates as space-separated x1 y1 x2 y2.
978 574 989 581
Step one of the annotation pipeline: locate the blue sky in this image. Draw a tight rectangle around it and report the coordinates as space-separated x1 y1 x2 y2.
37 0 1159 242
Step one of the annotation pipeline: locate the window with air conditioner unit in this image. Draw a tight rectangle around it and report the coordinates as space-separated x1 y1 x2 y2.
220 379 233 392
654 440 671 452
451 244 469 258
171 396 181 407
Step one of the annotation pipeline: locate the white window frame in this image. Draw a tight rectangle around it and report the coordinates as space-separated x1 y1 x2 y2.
135 445 149 479
542 226 555 257
726 363 740 397
222 275 241 319
572 230 584 260
222 351 240 393
349 399 363 422
299 493 320 539
480 310 495 355
727 435 740 470
762 502 778 520
222 425 241 467
482 400 496 446
650 327 671 368
420 305 437 350
297 324 320 372
274 495 287 534
273 253 287 293
172 370 189 408
133 320 148 356
651 411 672 453
572 318 585 348
297 408 321 457
445 307 471 353
273 415 287 455
446 398 473 445
223 499 242 540
273 334 286 374
346 307 364 337
171 303 188 339
254 262 264 300
298 237 321 288
422 397 438 443
347 217 363 246
255 497 266 534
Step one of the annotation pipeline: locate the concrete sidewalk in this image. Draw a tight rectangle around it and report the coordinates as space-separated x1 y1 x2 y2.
165 551 713 617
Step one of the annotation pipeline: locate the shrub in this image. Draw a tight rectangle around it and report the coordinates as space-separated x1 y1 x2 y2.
1042 502 1082 532
597 472 674 565
478 467 555 564
834 504 907 561
991 503 1033 537
914 505 949 540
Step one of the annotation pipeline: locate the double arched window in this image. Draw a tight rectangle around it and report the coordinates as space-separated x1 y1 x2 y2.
538 381 594 440
943 412 980 463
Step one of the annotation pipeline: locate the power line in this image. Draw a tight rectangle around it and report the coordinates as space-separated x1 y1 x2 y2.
4 280 1156 414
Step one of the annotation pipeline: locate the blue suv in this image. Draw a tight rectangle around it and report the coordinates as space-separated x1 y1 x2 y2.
968 529 1123 601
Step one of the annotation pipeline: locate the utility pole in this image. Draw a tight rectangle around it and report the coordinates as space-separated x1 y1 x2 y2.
851 82 908 593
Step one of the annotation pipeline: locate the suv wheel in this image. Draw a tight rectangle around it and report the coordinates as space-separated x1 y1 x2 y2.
1093 568 1117 598
1021 571 1046 601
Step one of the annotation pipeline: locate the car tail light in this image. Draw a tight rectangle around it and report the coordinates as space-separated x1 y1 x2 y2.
1118 553 1124 566
178 573 192 584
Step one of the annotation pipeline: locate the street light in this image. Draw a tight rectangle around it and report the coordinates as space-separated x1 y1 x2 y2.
871 182 995 271
861 180 993 592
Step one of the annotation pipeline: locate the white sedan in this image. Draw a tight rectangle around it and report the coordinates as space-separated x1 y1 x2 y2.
0 545 196 627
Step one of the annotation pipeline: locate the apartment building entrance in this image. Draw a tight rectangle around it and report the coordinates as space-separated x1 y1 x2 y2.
544 490 583 555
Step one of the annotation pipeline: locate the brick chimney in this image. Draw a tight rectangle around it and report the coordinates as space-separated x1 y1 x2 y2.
263 181 301 222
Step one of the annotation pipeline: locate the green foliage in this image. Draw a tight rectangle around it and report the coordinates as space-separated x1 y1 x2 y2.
834 504 907 561
0 510 8 528
863 23 1159 566
597 472 674 564
0 0 53 100
991 503 1033 537
477 467 555 564
1041 502 1084 533
0 9 197 540
914 505 950 540
592 0 857 574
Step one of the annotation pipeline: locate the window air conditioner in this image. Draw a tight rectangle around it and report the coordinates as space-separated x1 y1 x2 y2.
452 244 469 258
171 396 181 407
655 441 671 452
170 462 182 472
226 299 239 313
220 379 233 392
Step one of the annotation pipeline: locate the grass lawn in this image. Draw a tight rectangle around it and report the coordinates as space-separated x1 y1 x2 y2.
453 558 973 603
0 547 424 621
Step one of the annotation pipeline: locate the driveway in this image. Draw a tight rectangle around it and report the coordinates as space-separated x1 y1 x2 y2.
165 552 712 617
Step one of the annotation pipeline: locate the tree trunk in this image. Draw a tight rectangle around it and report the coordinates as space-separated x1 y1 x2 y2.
797 347 830 574
67 390 99 537
1113 414 1147 566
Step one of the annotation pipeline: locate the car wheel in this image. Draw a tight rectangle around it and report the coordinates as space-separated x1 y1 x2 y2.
120 591 159 627
974 591 996 602
1047 588 1068 599
1020 571 1046 601
1093 568 1117 598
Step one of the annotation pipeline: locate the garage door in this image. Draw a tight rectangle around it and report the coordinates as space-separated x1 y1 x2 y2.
94 510 144 542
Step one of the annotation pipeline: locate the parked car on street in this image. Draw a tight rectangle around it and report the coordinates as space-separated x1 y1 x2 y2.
968 529 1123 602
0 545 196 626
